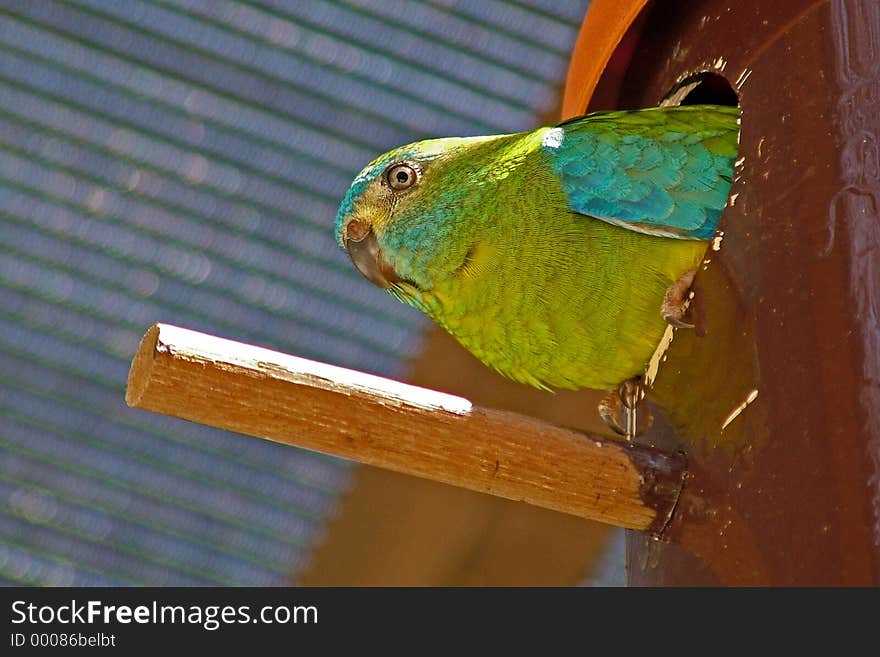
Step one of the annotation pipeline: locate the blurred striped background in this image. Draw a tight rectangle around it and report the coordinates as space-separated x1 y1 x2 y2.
0 0 589 585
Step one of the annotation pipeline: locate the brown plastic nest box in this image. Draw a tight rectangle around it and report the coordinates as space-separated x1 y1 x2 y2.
563 0 880 585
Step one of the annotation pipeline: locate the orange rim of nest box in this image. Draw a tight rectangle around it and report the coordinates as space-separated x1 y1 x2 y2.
562 0 651 120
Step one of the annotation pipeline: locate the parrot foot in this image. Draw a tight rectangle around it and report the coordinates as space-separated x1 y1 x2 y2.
661 268 698 329
598 377 652 440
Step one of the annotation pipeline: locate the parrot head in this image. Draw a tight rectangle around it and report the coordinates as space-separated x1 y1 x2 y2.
334 135 508 307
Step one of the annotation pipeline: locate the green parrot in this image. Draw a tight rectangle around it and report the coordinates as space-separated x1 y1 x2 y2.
334 105 739 430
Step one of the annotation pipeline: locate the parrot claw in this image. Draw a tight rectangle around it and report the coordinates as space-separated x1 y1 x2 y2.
598 395 627 437
663 314 695 330
661 268 698 329
598 378 652 440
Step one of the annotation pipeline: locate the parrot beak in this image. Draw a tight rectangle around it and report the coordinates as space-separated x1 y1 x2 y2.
343 219 403 290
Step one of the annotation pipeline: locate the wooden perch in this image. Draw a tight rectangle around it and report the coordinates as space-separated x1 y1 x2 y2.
126 324 687 535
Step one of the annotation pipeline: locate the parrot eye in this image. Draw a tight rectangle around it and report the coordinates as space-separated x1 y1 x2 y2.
385 163 418 191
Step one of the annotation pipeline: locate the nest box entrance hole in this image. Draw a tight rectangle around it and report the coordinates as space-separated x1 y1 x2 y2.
664 71 739 107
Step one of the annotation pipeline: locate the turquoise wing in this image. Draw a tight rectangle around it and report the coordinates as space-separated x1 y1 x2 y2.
542 105 740 240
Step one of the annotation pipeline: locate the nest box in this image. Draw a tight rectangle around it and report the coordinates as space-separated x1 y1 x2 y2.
564 0 880 584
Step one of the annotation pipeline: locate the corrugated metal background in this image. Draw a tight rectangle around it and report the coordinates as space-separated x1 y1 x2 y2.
0 0 589 585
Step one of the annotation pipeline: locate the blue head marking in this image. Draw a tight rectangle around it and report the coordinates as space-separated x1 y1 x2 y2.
334 171 372 247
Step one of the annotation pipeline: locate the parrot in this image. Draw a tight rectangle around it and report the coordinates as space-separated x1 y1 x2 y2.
334 104 739 436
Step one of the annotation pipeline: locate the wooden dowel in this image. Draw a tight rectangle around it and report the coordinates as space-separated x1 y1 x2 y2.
126 323 686 535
